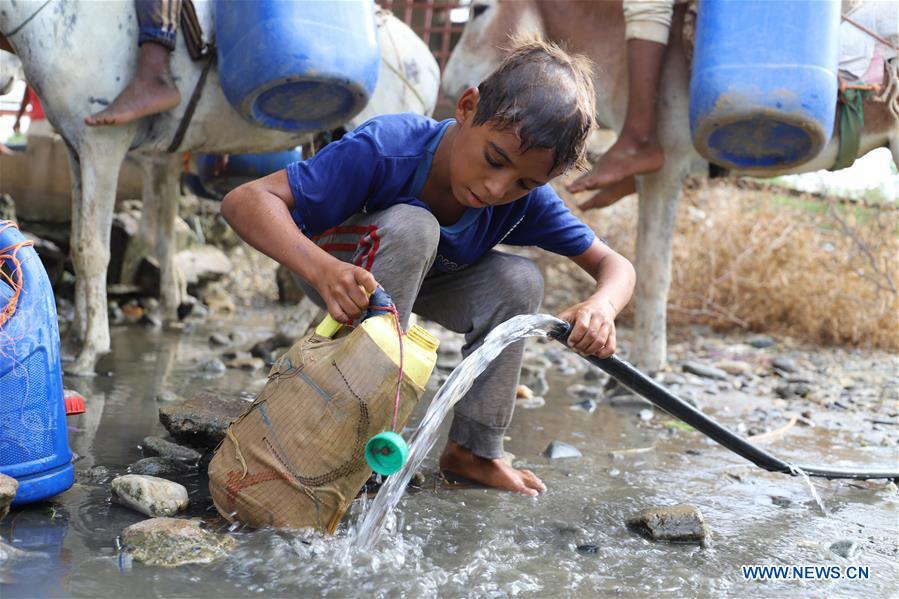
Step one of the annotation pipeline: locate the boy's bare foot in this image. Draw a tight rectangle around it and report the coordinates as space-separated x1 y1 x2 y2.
439 440 546 497
577 177 636 211
567 134 664 194
84 42 181 127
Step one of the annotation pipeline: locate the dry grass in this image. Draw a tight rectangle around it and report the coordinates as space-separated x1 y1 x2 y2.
552 177 899 351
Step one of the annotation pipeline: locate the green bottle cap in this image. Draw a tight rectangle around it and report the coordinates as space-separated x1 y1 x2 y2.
365 431 409 476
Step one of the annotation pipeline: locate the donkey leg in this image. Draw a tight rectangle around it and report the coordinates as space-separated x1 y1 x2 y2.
66 139 129 376
63 144 87 346
146 153 186 320
632 166 687 373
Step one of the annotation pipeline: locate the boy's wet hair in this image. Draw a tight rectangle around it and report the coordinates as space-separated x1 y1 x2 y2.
473 35 596 174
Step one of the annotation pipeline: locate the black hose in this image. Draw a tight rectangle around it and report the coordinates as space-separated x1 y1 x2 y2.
550 323 899 481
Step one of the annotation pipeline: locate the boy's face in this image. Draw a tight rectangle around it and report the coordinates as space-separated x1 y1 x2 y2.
449 88 561 209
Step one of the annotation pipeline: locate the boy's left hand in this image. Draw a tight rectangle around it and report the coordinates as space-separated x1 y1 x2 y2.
557 297 617 358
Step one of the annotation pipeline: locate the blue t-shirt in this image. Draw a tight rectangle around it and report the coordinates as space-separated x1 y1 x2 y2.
286 113 595 273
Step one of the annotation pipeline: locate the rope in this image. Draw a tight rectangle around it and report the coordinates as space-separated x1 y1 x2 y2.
377 8 428 113
0 221 34 328
841 12 899 51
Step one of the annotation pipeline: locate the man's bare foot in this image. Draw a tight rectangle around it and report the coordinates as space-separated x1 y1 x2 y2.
567 134 664 193
439 440 546 497
84 42 180 127
577 177 636 211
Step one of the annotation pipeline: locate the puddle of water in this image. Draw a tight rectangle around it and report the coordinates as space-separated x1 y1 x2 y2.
1 308 896 597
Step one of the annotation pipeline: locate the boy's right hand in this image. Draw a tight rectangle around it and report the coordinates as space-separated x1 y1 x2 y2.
313 256 379 324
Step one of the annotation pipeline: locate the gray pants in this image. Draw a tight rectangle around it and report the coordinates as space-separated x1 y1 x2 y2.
294 204 544 459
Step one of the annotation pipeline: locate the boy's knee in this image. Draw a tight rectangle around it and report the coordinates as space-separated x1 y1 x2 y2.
493 257 544 313
381 204 440 255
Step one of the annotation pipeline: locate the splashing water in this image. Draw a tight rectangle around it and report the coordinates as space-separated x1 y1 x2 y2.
788 464 829 516
353 314 566 551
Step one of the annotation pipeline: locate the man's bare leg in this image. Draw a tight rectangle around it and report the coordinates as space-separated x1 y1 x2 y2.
567 39 666 194
84 41 180 127
439 440 546 497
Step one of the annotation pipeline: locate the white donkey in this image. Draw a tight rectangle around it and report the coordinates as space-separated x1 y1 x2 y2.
1 2 438 375
443 0 898 372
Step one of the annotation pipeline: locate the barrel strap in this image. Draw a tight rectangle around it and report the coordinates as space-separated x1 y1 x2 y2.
166 52 215 153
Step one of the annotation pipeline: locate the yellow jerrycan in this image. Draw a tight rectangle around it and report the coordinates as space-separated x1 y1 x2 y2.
208 288 438 532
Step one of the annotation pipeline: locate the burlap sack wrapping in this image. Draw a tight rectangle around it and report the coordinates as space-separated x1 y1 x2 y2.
208 320 424 532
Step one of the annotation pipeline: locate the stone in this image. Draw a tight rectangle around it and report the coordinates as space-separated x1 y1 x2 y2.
747 335 775 349
250 332 294 361
829 540 860 559
0 473 18 521
567 384 603 401
110 475 189 517
543 440 583 459
174 246 232 285
141 436 201 463
159 392 249 449
120 517 235 567
520 364 549 396
209 333 231 347
155 391 178 403
516 384 534 400
130 457 194 476
639 409 654 422
199 358 226 374
516 396 546 409
658 372 686 386
570 399 597 413
0 540 27 562
772 356 798 373
682 361 729 381
576 544 600 555
224 357 265 371
715 360 752 376
627 504 708 544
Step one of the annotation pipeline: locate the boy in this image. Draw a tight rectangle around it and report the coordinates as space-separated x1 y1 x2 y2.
221 38 635 497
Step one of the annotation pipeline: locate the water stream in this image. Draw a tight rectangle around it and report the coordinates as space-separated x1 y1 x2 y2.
354 314 565 550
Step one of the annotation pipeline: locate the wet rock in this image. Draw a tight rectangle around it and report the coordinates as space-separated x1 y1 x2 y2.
747 335 775 349
139 312 163 328
111 475 189 517
209 333 231 347
786 374 814 384
250 332 294 362
626 504 708 544
199 358 226 375
520 364 549 396
639 409 654 422
130 457 194 476
829 540 860 559
0 473 18 521
175 246 232 286
682 361 728 381
772 356 798 373
516 384 534 400
516 396 546 410
141 436 201 463
567 384 603 401
775 383 811 399
583 365 605 382
120 517 235 567
76 465 112 485
570 399 597 413
576 544 600 555
224 357 265 371
658 372 686 386
715 360 752 376
159 392 249 449
155 391 178 403
543 440 583 459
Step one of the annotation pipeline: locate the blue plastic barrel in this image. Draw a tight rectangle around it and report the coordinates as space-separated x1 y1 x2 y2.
215 0 380 132
196 148 302 197
0 221 73 506
689 0 841 170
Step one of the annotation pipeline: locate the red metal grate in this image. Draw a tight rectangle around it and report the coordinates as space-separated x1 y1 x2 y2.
381 0 469 116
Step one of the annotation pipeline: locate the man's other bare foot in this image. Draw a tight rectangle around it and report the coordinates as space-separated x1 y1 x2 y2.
577 177 636 211
567 134 664 193
439 440 546 497
84 42 180 127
